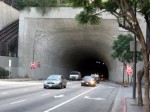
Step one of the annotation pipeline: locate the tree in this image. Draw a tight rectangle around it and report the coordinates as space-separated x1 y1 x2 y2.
68 0 150 111
111 34 143 83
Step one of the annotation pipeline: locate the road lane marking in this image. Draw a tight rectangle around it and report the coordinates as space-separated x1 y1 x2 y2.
54 94 64 98
101 85 114 88
1 93 8 95
42 93 51 96
84 96 106 101
43 85 100 112
10 99 27 105
23 89 29 91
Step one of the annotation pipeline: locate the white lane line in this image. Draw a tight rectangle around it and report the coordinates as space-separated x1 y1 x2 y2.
54 94 64 98
10 99 27 105
43 85 100 112
101 85 114 88
84 96 106 101
1 93 8 95
23 89 29 91
42 93 51 96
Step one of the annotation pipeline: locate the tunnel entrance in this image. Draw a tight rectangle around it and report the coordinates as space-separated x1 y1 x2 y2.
73 58 109 80
19 8 128 82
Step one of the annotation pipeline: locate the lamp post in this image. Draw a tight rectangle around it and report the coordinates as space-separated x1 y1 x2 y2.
30 30 45 80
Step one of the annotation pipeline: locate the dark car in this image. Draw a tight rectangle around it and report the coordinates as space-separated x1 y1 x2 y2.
43 74 67 89
81 76 96 87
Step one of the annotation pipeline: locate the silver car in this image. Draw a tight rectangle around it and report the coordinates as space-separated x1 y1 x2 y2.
43 75 67 89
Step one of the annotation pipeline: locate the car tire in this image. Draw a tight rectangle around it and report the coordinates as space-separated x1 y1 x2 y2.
81 84 83 86
59 84 62 89
64 85 66 88
44 86 47 89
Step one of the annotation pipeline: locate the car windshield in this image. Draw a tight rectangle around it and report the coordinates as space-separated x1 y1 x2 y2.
47 75 61 80
83 76 93 81
70 71 80 74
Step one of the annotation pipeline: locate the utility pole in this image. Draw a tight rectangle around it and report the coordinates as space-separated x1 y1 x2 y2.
133 0 137 99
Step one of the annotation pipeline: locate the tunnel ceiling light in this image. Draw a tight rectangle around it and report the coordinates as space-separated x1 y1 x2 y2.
96 61 101 64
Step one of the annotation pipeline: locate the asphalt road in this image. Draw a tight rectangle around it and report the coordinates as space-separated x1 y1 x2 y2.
0 81 119 112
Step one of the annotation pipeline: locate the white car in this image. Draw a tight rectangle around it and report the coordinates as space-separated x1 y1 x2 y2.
69 71 81 80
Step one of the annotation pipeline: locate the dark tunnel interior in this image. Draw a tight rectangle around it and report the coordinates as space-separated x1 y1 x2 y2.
71 58 108 80
64 48 109 80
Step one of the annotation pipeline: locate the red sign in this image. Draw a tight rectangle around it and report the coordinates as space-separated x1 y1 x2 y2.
37 61 41 68
126 65 133 75
31 62 35 69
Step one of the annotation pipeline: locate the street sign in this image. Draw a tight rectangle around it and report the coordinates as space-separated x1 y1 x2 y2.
31 62 35 69
126 65 133 75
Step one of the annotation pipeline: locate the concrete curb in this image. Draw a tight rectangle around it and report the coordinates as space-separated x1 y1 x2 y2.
122 97 127 112
108 89 119 112
107 85 120 112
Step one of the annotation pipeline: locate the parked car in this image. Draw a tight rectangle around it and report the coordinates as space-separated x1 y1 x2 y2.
81 76 96 87
43 74 67 89
69 71 81 80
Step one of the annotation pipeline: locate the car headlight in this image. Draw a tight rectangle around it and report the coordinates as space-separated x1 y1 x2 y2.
90 81 95 85
81 81 84 83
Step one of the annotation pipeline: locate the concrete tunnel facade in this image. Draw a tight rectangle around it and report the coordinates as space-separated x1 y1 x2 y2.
18 7 145 82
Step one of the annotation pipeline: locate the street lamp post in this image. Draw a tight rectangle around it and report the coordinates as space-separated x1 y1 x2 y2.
30 30 45 80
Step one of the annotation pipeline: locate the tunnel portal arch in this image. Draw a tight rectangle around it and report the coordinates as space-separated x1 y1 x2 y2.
18 7 145 82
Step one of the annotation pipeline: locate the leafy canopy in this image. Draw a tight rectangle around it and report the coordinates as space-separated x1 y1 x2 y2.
111 34 143 64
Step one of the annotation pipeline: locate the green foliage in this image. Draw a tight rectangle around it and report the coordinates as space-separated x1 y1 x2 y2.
138 0 150 16
68 0 87 7
111 34 143 64
103 0 118 12
75 6 101 25
0 67 9 79
14 0 58 10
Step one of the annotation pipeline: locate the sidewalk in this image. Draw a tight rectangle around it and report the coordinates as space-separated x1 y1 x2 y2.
0 78 44 84
126 97 144 112
111 84 144 112
0 78 32 81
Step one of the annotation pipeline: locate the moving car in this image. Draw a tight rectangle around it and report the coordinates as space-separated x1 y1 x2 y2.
91 74 100 83
100 75 104 81
81 76 96 87
69 71 81 80
43 74 67 89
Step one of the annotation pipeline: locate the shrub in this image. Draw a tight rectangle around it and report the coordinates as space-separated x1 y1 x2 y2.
0 67 9 79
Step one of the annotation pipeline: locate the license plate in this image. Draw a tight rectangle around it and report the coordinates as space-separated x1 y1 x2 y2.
48 84 52 87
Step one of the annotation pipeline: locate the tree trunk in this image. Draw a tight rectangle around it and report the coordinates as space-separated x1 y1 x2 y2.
137 69 144 106
143 51 150 112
